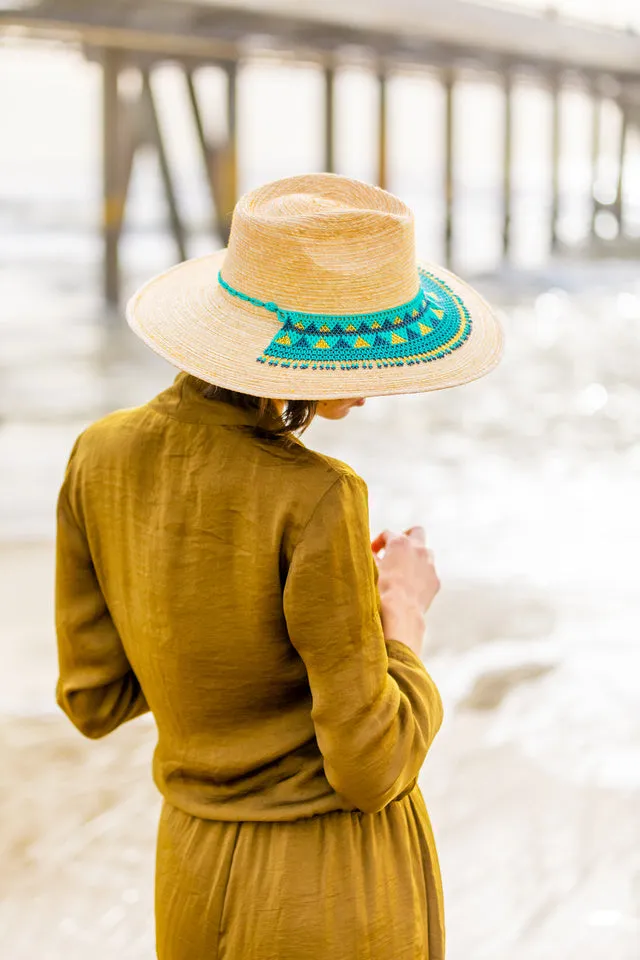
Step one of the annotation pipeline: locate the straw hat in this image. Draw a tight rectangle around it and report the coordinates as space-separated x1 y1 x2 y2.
126 173 503 399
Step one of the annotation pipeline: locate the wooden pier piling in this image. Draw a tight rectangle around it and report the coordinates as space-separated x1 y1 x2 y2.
377 70 388 192
590 89 602 240
102 49 123 306
502 72 513 261
324 65 336 175
550 76 562 253
443 70 455 268
615 99 628 238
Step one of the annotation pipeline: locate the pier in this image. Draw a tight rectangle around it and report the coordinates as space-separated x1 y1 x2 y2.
2 0 640 303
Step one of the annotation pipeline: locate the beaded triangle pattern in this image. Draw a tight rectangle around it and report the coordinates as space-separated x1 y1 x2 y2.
255 267 471 370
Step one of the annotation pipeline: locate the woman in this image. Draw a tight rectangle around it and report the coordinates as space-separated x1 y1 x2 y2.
55 173 503 959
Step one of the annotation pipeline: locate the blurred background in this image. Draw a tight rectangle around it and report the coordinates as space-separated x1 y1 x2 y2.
1 1 640 958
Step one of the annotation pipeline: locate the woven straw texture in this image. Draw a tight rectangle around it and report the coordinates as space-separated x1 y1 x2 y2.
126 173 504 399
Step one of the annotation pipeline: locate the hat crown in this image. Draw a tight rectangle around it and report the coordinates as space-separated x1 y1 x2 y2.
221 174 419 315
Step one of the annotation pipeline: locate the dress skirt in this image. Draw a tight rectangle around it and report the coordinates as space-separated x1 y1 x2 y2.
155 786 444 960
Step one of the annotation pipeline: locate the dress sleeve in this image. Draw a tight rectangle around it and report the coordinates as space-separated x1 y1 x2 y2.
55 443 149 739
283 472 444 814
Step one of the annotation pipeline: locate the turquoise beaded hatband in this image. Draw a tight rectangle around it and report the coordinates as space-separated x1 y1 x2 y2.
218 266 472 371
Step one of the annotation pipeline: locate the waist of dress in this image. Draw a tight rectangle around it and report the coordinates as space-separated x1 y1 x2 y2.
155 770 418 823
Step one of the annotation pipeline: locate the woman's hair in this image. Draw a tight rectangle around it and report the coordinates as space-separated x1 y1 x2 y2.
197 378 318 440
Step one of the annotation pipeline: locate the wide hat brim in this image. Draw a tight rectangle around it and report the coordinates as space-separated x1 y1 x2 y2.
126 249 504 400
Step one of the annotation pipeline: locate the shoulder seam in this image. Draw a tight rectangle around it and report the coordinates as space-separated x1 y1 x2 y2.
305 450 358 479
293 471 364 553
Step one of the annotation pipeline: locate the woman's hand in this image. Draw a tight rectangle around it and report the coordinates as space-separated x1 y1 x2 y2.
371 526 440 658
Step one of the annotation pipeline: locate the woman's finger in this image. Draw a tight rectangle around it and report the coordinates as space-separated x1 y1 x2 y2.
371 529 396 553
404 525 426 544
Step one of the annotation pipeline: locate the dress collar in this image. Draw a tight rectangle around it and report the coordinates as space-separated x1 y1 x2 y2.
149 371 293 435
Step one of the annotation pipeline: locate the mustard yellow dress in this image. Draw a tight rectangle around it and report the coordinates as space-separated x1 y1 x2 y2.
55 372 445 959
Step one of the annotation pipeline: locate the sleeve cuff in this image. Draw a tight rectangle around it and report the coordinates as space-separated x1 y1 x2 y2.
385 637 428 671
